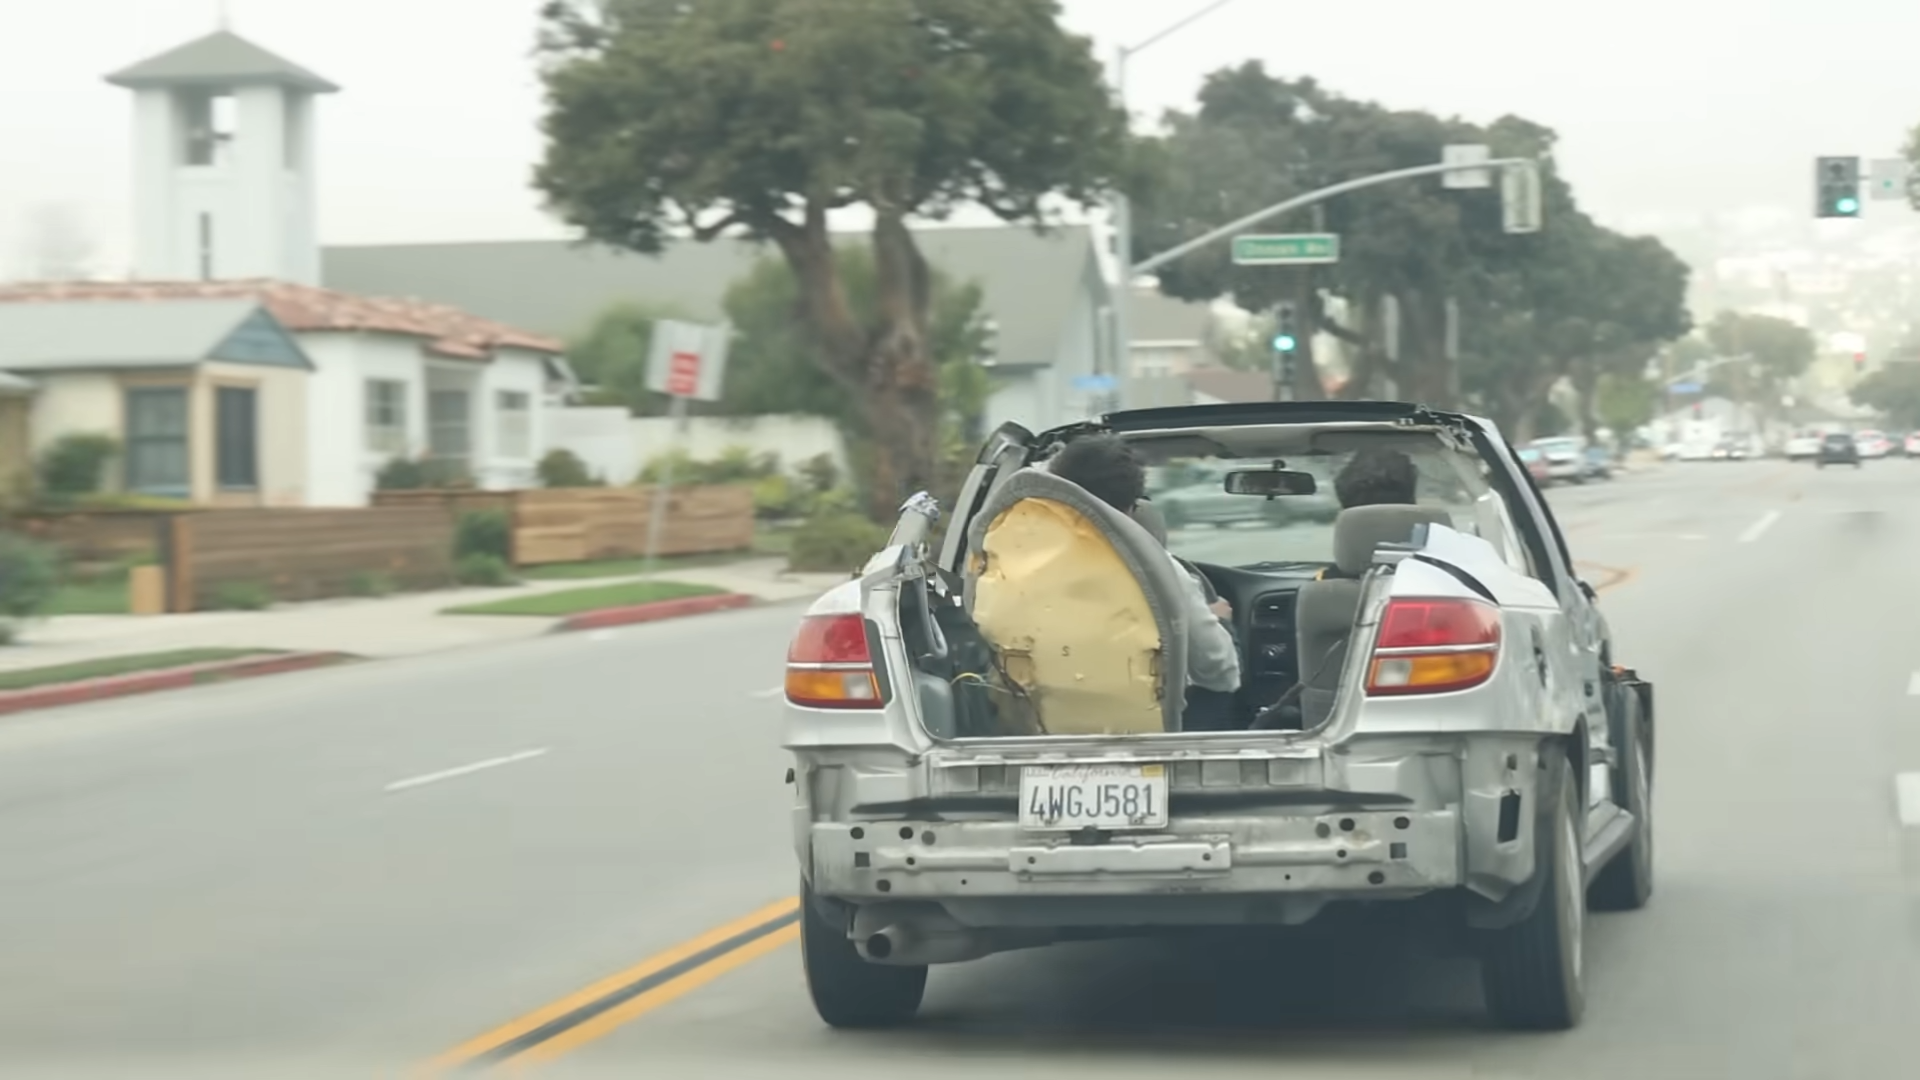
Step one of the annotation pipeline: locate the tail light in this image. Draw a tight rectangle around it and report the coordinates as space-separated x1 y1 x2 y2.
785 614 882 709
1365 597 1501 696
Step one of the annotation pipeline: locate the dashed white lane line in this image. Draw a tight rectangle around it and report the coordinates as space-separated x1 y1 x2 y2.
1737 509 1781 544
1909 672 1920 697
1899 773 1920 828
749 687 784 699
384 748 550 793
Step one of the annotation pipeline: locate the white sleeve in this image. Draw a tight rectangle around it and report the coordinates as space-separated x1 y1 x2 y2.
1168 552 1242 693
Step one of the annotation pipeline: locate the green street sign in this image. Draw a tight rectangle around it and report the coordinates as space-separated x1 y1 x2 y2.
1230 233 1340 266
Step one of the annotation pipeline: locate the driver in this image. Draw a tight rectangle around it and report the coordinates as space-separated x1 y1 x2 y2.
1046 436 1242 700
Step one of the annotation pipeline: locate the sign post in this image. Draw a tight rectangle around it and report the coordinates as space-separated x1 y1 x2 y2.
642 319 731 568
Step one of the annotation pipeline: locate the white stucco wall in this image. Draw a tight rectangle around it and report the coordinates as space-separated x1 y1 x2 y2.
27 373 120 457
473 348 549 491
544 408 850 486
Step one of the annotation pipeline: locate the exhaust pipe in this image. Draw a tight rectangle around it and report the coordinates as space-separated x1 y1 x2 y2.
855 914 1050 966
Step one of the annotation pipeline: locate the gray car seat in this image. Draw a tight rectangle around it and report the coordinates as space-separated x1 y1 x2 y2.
1293 505 1454 729
965 468 1194 734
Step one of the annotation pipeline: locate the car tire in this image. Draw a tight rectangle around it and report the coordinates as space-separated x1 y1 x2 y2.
1589 690 1653 912
1481 771 1586 1031
801 883 927 1029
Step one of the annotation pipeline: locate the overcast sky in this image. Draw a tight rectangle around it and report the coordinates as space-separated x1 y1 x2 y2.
2 0 1915 277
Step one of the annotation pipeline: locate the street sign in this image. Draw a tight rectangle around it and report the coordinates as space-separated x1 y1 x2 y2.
1868 158 1911 202
1501 161 1542 234
1442 144 1493 190
1669 381 1703 394
1072 374 1118 394
645 319 730 401
1230 233 1339 266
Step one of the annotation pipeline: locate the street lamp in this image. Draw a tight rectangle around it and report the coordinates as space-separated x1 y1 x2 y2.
1108 0 1236 411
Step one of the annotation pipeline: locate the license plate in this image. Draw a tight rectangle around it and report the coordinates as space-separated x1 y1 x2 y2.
1019 764 1168 831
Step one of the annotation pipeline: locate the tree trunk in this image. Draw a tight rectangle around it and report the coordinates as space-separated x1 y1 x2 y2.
1290 280 1328 400
1568 359 1600 442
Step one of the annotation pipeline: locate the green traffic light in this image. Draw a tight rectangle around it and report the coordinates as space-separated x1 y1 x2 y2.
1837 197 1859 214
1272 334 1297 352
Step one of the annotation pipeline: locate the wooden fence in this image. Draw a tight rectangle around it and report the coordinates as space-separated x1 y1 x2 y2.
371 485 754 566
3 510 182 566
166 507 456 612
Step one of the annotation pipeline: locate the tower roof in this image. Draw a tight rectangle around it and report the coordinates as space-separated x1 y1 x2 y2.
105 30 339 94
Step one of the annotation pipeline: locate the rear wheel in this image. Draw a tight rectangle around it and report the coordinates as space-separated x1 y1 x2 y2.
1589 691 1653 911
1481 773 1586 1031
801 884 926 1029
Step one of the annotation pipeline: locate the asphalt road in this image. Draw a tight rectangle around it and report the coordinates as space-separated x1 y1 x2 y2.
4 459 1919 1078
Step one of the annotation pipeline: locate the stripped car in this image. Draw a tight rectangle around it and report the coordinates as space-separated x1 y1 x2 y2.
783 401 1655 1033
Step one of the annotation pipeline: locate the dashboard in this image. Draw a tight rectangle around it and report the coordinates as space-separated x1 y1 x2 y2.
1193 561 1329 704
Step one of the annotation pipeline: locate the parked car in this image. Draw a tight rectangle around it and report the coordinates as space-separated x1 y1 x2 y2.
1855 430 1893 459
1785 430 1823 461
1528 436 1585 482
1580 444 1614 481
1903 432 1920 459
786 401 1657 1034
1816 432 1861 468
1517 446 1553 486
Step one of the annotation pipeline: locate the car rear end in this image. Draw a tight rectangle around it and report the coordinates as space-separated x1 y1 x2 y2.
1817 433 1859 466
1531 438 1583 481
1904 433 1920 458
784 537 1564 963
1786 431 1821 460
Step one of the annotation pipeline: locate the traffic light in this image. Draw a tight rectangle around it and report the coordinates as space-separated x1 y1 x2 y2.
1271 301 1300 354
1854 352 1867 372
1816 156 1862 218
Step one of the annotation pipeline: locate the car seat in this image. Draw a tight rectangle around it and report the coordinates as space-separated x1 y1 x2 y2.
1292 505 1454 730
964 469 1193 735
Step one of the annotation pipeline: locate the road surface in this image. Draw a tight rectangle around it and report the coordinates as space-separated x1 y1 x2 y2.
2 460 1917 1078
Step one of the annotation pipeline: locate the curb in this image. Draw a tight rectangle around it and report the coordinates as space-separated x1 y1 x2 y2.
551 592 757 633
0 651 359 718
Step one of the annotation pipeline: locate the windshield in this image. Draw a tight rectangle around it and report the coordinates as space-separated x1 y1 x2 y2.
1137 440 1520 571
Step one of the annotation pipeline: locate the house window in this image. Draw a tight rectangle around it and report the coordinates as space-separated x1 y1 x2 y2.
181 91 235 167
365 379 406 454
215 386 258 490
495 390 531 458
125 387 189 496
428 389 471 465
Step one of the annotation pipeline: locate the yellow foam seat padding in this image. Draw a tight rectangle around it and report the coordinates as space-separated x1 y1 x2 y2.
970 497 1166 736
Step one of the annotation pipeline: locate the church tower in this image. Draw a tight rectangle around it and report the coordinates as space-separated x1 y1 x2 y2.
106 30 338 285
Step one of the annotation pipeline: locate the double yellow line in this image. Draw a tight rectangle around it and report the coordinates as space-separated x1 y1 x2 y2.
422 897 801 1073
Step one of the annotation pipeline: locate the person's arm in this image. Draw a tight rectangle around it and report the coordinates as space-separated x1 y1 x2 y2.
1168 552 1241 692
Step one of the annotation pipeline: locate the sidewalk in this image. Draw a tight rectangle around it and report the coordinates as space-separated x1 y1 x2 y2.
0 558 848 673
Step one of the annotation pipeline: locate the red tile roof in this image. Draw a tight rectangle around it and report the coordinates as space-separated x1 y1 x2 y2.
0 279 562 360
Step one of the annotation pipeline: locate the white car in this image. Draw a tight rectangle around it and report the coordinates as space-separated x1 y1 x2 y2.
785 401 1657 1034
1528 436 1585 482
1785 431 1822 461
1855 430 1893 459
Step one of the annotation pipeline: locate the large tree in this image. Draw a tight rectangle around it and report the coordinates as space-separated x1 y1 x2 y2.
1852 361 1920 428
1700 310 1814 421
533 0 1127 518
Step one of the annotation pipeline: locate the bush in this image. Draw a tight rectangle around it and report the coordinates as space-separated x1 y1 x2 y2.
37 434 119 499
797 453 840 495
537 448 601 488
454 553 515 586
210 581 273 611
375 457 430 491
454 510 513 562
637 445 779 486
788 511 889 574
347 571 394 597
751 473 802 520
0 531 60 624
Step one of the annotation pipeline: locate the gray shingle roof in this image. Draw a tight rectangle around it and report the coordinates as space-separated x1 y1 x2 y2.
0 299 313 372
105 30 339 94
322 225 1109 367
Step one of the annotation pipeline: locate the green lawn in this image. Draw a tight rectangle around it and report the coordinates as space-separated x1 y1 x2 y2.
0 648 275 692
444 580 723 617
49 577 132 615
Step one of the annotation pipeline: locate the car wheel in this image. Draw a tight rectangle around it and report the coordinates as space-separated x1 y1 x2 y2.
1589 690 1653 911
1481 770 1586 1031
801 882 927 1029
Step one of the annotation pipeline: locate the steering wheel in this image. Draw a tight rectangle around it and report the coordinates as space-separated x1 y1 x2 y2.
1172 554 1220 604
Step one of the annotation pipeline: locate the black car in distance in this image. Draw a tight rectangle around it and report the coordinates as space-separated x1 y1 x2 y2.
1816 432 1861 468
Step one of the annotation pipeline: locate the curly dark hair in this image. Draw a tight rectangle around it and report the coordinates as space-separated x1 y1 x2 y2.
1333 448 1417 508
1048 434 1145 513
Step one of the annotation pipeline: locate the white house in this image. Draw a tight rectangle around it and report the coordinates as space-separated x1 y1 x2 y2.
0 30 572 506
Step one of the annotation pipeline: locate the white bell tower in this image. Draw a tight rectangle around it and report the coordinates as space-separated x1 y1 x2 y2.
106 30 338 285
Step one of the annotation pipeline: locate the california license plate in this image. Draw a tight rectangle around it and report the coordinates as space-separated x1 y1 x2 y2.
1019 764 1168 831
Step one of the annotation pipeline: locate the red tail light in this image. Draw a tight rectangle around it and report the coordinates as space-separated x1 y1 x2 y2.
785 614 881 709
1366 597 1501 696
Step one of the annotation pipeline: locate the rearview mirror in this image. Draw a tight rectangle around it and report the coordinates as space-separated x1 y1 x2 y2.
1223 469 1318 497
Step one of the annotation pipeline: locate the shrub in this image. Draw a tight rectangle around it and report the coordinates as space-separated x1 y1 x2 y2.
375 457 430 491
454 553 515 586
750 473 802 520
537 448 600 488
637 445 779 486
797 453 840 495
211 581 273 611
36 434 119 499
788 511 889 574
453 510 513 562
347 571 394 597
0 531 60 624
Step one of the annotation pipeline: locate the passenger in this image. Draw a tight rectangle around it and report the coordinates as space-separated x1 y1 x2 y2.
1047 436 1243 702
1333 447 1418 508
